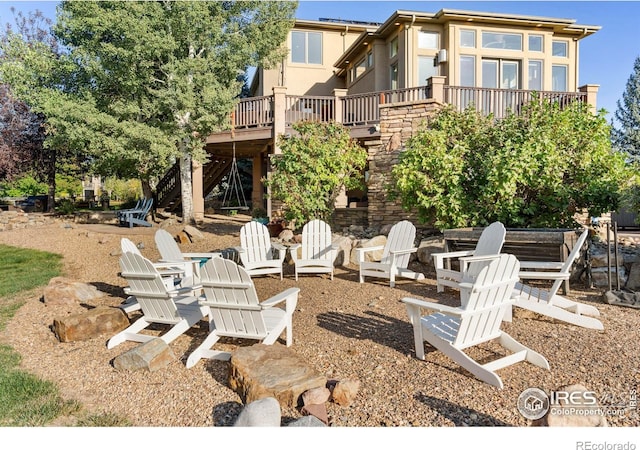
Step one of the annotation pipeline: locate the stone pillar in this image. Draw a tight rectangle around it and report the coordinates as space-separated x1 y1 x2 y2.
428 76 446 103
192 159 204 222
579 84 599 114
333 88 347 124
335 185 348 208
272 86 287 155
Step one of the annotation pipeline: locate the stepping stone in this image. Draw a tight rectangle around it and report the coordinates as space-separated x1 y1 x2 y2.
229 343 327 408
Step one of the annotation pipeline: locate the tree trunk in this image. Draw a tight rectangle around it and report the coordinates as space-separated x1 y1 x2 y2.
46 149 57 213
179 150 194 225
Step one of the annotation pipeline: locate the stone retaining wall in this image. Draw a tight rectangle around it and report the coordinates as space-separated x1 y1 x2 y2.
0 210 118 232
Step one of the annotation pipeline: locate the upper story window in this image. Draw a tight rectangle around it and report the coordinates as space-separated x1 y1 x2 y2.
552 40 568 57
355 57 367 78
291 31 322 64
418 31 438 49
528 60 543 91
460 55 475 87
367 50 373 67
418 56 438 84
390 37 399 58
390 62 398 89
482 31 522 50
529 35 543 52
460 29 476 48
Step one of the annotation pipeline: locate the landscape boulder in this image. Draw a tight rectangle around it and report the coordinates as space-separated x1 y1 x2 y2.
43 277 105 306
53 306 129 342
112 338 176 372
233 397 282 427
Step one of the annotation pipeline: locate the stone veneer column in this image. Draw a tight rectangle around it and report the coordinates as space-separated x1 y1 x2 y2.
366 99 441 230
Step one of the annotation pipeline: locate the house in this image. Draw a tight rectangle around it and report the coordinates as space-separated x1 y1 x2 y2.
156 8 600 229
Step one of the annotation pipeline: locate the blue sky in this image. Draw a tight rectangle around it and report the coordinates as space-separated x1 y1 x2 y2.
1 1 639 123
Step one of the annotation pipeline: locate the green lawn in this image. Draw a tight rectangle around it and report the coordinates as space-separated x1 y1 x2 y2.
0 244 128 426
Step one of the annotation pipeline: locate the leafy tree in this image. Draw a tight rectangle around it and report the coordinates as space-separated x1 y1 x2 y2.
0 173 48 197
52 1 296 223
613 56 640 160
0 84 44 181
388 100 630 229
266 121 368 227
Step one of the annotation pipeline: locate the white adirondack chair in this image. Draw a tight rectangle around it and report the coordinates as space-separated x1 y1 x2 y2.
107 252 208 350
357 220 425 287
118 238 201 313
403 254 550 389
186 257 300 368
511 227 603 330
154 229 221 281
289 219 339 280
433 221 506 293
234 221 287 279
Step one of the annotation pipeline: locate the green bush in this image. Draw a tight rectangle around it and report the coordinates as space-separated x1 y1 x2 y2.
266 121 367 227
55 198 76 215
388 100 631 229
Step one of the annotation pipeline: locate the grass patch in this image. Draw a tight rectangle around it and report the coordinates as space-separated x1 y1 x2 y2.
0 344 81 426
0 244 63 297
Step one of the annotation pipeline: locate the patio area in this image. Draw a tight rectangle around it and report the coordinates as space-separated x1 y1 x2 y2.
0 214 637 427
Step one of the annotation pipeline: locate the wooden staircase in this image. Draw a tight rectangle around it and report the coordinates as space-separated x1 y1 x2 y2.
155 156 234 213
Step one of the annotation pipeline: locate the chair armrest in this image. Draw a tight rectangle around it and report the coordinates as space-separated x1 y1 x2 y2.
432 250 474 269
260 287 300 314
389 247 418 256
234 246 246 253
518 271 570 281
271 242 288 251
401 297 464 316
182 252 222 259
288 243 301 250
355 246 385 262
519 261 564 270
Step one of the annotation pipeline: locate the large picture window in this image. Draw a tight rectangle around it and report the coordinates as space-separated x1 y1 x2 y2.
418 56 438 84
291 31 322 64
482 31 522 50
460 55 475 87
528 60 543 91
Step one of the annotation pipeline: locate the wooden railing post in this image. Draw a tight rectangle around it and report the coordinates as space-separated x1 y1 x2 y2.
272 86 287 155
333 88 347 123
579 84 599 114
428 76 446 103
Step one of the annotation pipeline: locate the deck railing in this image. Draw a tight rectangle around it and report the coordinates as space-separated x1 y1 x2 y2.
284 95 335 125
233 96 273 129
228 82 594 129
444 86 587 118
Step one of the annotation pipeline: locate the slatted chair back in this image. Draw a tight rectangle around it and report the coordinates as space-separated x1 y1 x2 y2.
473 222 506 256
454 254 520 349
155 229 184 262
380 220 416 269
239 221 275 264
119 251 181 322
199 257 267 340
301 219 333 261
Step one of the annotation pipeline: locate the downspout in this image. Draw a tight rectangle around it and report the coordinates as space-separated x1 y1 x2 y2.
342 25 349 52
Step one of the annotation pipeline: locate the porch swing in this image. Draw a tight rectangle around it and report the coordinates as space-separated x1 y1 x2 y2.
220 141 249 212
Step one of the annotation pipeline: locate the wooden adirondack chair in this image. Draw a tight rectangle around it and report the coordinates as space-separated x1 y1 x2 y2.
185 257 299 368
357 220 425 287
107 252 208 350
118 238 200 313
116 199 141 221
154 229 221 281
403 254 549 389
234 221 287 279
433 221 506 293
119 198 153 228
289 219 339 280
510 227 603 330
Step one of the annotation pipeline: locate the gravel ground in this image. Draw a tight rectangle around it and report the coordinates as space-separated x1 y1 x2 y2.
0 214 639 429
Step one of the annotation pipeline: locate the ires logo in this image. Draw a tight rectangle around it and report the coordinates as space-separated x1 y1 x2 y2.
550 390 598 406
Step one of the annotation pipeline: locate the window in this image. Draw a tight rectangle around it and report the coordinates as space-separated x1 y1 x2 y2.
355 57 367 78
552 40 568 57
418 56 438 84
418 31 438 49
390 63 398 89
367 50 373 67
460 29 476 48
528 60 543 91
529 35 543 52
460 55 475 87
552 64 568 91
482 32 522 50
482 59 519 89
291 31 322 64
390 37 398 57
